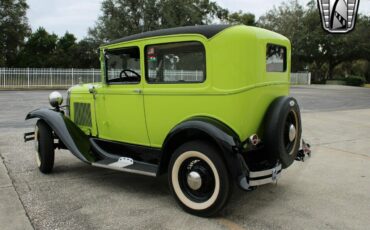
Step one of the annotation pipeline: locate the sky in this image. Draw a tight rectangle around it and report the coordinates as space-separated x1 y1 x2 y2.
27 0 370 40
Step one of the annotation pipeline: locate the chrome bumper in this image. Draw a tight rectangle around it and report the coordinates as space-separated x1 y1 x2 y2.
238 139 311 190
248 164 282 186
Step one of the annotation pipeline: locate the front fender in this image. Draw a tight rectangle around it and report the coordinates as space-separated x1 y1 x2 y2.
26 108 96 163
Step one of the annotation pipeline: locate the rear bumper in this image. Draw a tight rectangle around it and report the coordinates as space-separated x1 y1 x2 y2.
238 140 311 190
248 164 282 186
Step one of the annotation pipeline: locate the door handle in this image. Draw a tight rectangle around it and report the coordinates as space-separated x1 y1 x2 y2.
133 89 142 94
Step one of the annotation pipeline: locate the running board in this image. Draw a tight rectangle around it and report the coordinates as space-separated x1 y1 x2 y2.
92 157 157 177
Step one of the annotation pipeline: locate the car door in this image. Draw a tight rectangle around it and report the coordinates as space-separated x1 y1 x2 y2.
143 39 208 148
94 46 150 146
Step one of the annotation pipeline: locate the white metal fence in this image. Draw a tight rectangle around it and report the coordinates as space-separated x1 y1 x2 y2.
0 68 311 89
291 72 311 85
0 68 101 89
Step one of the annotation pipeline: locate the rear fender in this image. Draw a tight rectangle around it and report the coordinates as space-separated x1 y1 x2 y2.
160 117 248 183
26 108 96 163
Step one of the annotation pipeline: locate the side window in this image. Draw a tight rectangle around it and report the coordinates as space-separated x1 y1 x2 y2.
145 42 205 83
105 47 141 84
266 44 287 72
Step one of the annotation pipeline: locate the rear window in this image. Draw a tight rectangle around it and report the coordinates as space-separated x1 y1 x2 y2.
266 44 286 72
145 42 206 83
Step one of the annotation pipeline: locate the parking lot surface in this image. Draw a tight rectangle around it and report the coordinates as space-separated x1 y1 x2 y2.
0 85 370 230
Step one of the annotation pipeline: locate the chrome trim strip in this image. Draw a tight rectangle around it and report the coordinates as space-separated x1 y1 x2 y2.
249 172 282 186
92 163 156 177
249 164 282 178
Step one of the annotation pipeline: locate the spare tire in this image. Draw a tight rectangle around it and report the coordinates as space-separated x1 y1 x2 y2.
264 96 302 168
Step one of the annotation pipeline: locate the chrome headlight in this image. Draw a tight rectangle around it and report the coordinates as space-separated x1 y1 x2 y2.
48 91 63 108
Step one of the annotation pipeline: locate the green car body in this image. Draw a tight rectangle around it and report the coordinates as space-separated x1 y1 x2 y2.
69 25 291 147
26 25 309 217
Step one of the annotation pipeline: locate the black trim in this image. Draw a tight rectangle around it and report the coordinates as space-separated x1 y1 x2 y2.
105 25 232 45
90 138 162 165
26 108 96 163
144 41 206 84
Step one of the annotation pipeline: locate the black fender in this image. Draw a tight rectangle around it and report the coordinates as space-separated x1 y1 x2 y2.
26 108 96 163
159 116 248 184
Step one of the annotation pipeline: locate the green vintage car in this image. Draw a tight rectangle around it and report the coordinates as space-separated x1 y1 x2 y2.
24 25 310 216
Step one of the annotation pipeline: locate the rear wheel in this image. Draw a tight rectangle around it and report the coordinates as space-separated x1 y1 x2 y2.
35 120 55 174
168 141 231 217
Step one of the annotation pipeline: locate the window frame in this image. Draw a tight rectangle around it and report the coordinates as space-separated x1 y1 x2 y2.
144 41 207 84
104 46 142 85
266 43 287 73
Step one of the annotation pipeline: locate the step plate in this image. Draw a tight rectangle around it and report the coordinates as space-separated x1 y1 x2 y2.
92 157 157 177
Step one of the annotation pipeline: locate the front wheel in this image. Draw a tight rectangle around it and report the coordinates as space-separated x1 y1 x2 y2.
35 120 55 174
168 141 231 217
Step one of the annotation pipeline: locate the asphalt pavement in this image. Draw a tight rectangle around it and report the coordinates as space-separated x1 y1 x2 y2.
0 85 370 230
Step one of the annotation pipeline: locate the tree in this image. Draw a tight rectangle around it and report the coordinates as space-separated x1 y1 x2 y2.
0 0 30 66
18 27 58 67
258 0 370 80
88 0 157 43
73 38 100 68
301 2 370 79
258 0 306 72
227 11 255 26
159 0 226 27
88 0 228 43
53 32 78 68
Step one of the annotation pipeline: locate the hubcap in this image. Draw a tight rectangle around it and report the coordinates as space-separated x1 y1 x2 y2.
187 171 202 190
289 124 296 142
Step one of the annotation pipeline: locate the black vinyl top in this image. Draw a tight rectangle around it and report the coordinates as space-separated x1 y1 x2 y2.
105 24 232 45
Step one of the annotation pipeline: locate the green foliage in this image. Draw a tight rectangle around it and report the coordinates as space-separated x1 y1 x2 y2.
227 11 255 26
18 28 58 67
344 75 366 86
0 0 30 66
258 0 370 82
1 0 368 78
18 28 100 68
88 0 230 43
74 38 100 68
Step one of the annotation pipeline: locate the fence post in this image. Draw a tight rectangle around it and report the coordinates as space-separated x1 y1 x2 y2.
92 68 95 83
71 68 74 86
50 68 53 87
27 68 30 88
296 74 298 85
308 72 311 85
3 68 5 88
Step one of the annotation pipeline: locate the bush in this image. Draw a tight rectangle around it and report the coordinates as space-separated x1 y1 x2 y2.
344 75 366 86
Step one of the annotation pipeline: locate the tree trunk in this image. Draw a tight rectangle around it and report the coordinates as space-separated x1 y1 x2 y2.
327 61 334 80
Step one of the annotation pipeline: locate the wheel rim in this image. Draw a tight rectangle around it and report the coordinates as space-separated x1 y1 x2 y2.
179 157 215 202
284 110 299 155
34 125 41 167
171 151 220 210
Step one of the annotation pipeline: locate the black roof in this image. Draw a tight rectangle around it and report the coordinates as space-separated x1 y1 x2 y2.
105 25 232 45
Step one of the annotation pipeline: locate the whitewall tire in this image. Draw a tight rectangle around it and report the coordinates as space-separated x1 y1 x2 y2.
168 141 232 217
